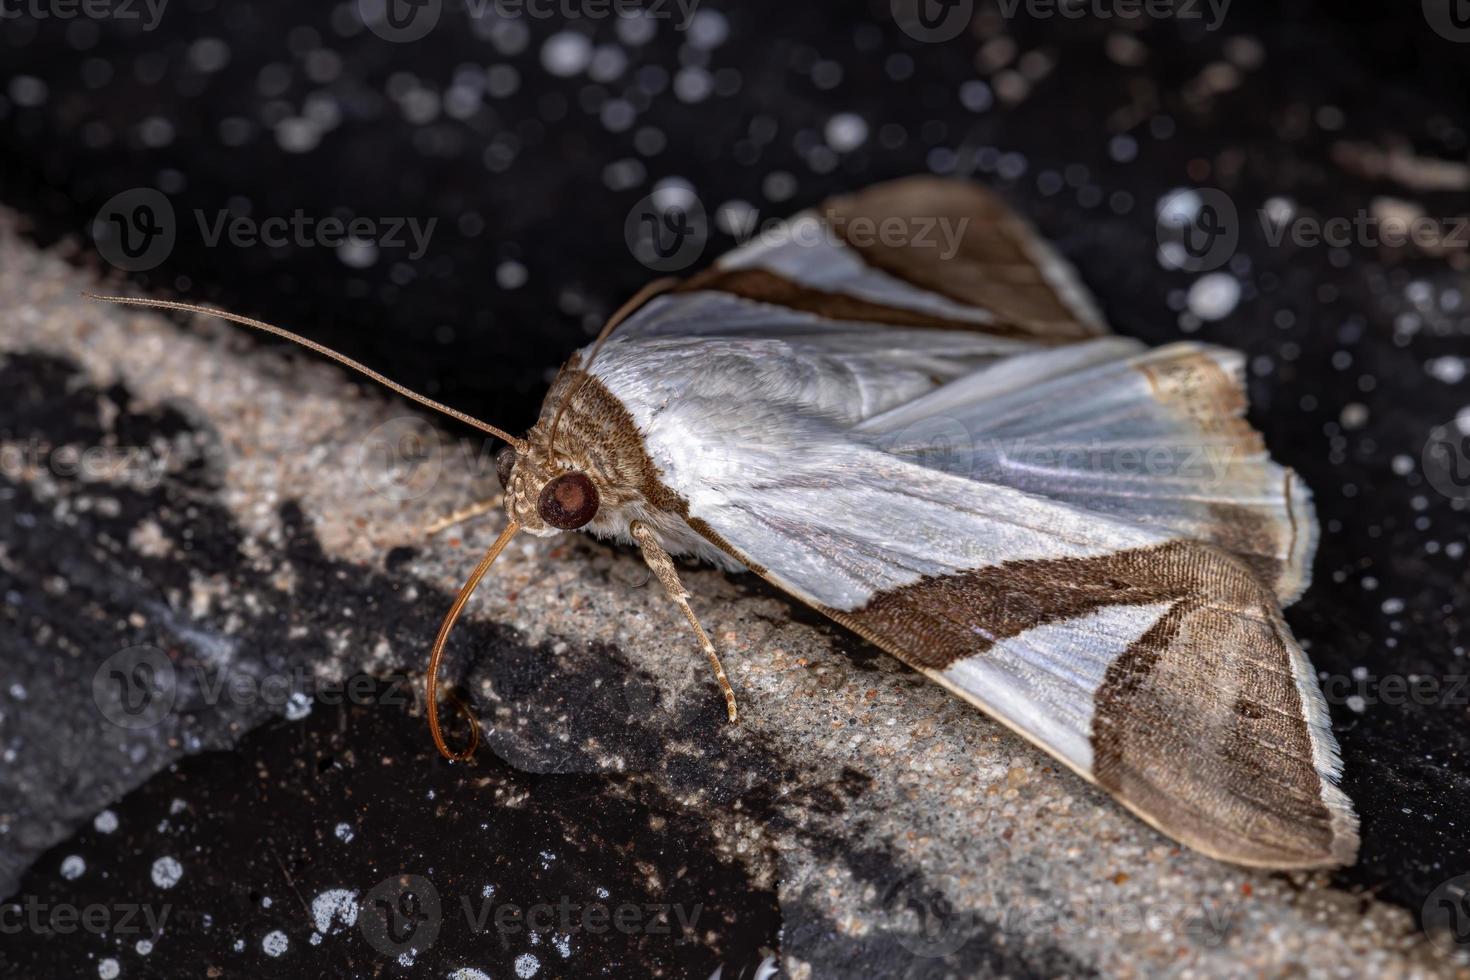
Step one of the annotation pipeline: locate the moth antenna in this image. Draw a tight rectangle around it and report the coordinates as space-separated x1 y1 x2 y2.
83 292 529 454
548 276 679 455
426 519 522 761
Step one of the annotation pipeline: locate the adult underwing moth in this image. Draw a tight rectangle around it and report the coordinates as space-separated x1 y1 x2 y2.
93 177 1358 869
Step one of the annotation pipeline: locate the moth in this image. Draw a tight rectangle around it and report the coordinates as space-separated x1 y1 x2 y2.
93 177 1357 869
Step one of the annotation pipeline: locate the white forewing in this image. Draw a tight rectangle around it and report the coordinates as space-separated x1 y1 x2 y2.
578 177 1351 868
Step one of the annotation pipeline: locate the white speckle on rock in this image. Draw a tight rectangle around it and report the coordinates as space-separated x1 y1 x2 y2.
824 113 868 153
151 856 183 889
497 261 528 290
1340 403 1369 430
98 958 120 980
284 690 313 721
93 809 119 834
337 239 378 269
959 79 993 112
515 953 541 977
60 854 85 880
334 822 354 843
1381 597 1405 615
651 177 698 213
1186 273 1241 321
686 10 729 50
450 970 493 980
275 117 322 154
673 67 713 103
9 76 48 107
1156 187 1202 226
311 889 360 934
552 933 572 958
1346 695 1367 713
1428 356 1468 384
135 939 153 955
262 930 289 957
541 32 592 77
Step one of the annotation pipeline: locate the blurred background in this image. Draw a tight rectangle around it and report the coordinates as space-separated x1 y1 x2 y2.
3 0 1470 976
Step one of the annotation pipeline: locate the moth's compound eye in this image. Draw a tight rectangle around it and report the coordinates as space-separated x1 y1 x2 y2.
495 445 517 490
538 472 599 529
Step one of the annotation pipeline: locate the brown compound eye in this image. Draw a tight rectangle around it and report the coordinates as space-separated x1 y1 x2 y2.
495 445 517 490
537 472 599 529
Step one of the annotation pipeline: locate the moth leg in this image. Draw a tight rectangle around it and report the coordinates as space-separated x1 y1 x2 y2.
629 520 738 723
425 495 504 536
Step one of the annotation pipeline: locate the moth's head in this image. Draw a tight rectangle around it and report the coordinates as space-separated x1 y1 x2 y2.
496 444 600 536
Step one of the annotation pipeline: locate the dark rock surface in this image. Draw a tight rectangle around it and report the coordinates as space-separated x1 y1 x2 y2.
3 678 783 978
1 1 1469 976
